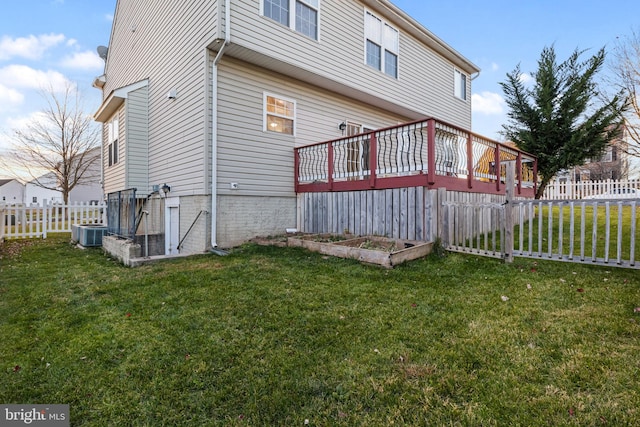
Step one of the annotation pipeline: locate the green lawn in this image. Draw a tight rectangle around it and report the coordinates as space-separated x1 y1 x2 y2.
1 234 639 426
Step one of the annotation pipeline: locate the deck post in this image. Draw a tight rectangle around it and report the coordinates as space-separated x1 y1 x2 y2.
328 142 334 191
427 119 436 185
294 148 300 193
369 132 377 188
467 133 473 189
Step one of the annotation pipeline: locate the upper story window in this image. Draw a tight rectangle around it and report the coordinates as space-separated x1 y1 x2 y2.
264 94 296 135
454 69 467 100
263 0 319 40
107 116 119 166
365 11 399 78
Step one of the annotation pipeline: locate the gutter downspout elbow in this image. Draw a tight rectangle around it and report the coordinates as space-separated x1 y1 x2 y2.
211 0 231 249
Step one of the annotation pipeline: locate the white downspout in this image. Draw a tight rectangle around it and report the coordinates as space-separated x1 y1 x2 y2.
210 0 231 248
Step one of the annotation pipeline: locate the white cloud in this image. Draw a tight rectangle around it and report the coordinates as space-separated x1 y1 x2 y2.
0 84 24 111
0 33 65 61
105 13 114 22
491 62 499 72
60 50 103 71
519 73 534 85
5 111 48 131
472 91 506 116
0 65 71 91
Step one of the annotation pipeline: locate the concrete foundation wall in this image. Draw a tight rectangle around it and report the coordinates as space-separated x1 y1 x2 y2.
177 195 211 254
103 235 142 266
217 195 296 248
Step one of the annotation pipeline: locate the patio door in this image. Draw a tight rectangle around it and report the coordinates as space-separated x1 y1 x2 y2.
346 122 373 179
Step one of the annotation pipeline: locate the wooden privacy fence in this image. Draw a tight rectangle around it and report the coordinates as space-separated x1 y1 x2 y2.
0 201 106 240
443 165 640 269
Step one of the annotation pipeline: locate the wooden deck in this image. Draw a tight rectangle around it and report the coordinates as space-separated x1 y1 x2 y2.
294 118 537 198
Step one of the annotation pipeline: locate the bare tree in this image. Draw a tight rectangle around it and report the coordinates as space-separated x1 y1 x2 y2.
3 83 100 204
610 30 640 158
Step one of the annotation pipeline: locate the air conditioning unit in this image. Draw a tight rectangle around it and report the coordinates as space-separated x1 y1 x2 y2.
72 224 108 247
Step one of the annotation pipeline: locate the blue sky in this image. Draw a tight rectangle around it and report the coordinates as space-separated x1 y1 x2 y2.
0 0 114 178
393 0 640 140
1 0 639 178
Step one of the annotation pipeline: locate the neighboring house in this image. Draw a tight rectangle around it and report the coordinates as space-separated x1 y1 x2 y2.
23 149 102 205
24 173 63 205
93 0 480 254
572 125 630 182
67 147 103 203
0 179 24 205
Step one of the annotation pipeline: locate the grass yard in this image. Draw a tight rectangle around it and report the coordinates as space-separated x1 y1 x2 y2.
1 234 639 426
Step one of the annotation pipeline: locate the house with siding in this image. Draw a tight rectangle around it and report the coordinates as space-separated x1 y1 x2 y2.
0 179 24 205
94 0 490 256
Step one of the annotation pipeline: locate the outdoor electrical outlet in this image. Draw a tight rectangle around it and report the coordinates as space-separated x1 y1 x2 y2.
230 182 239 189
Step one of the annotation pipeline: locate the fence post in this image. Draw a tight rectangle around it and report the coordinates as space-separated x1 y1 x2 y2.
436 187 447 246
0 206 5 242
42 199 48 239
504 162 515 263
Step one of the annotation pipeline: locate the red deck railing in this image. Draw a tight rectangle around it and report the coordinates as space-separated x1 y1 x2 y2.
294 118 537 197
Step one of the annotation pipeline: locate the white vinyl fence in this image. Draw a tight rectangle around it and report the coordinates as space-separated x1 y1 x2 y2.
543 178 640 200
0 201 106 240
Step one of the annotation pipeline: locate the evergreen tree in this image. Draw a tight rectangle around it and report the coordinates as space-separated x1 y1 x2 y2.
500 46 624 198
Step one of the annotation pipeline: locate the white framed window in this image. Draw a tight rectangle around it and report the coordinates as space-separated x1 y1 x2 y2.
263 0 320 40
454 69 467 100
107 115 119 166
264 94 296 135
365 11 399 78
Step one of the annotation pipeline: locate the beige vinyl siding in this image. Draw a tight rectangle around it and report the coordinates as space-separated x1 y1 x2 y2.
216 57 409 198
103 107 125 195
104 0 218 94
125 86 149 194
230 0 472 129
102 0 219 196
